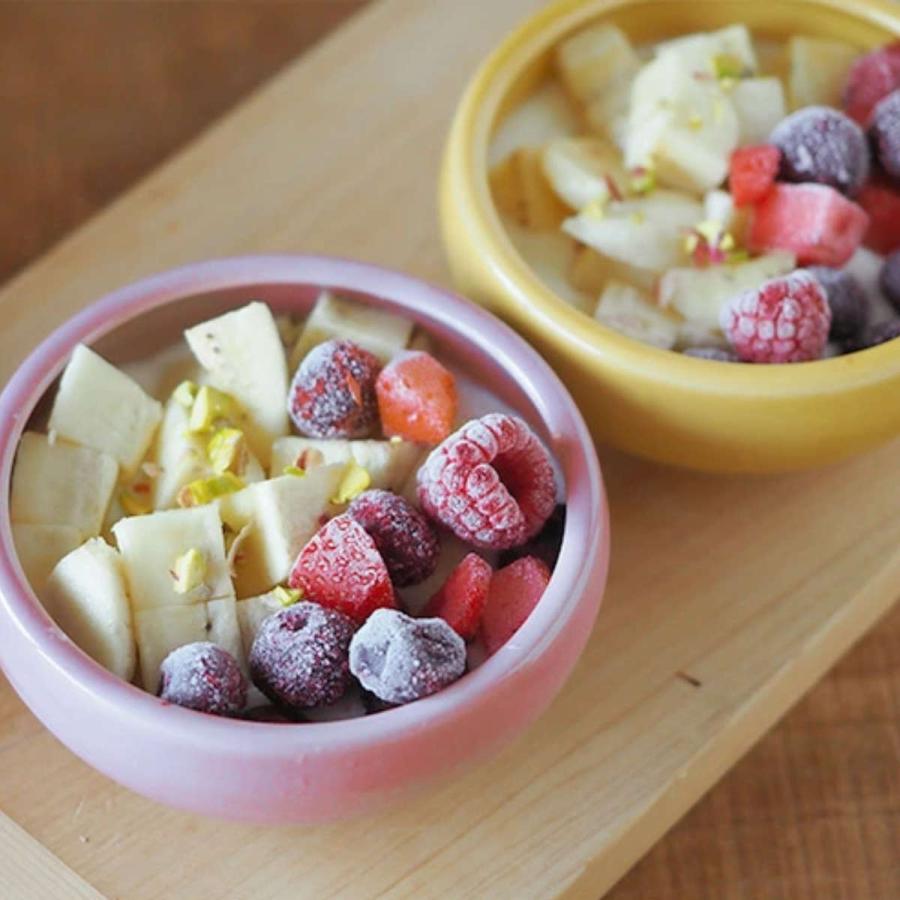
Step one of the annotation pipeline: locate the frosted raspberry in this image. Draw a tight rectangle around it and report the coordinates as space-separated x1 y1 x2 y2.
423 552 492 640
416 413 557 550
249 602 355 710
844 42 900 126
346 489 439 587
288 339 381 438
806 266 869 341
159 642 247 716
770 107 869 197
289 514 396 623
720 271 831 363
481 556 551 656
870 90 900 179
349 608 466 704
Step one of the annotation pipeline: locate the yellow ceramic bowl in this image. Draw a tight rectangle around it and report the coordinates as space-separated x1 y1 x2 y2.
440 0 900 472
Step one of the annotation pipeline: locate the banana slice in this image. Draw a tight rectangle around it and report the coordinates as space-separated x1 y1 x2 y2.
594 280 679 349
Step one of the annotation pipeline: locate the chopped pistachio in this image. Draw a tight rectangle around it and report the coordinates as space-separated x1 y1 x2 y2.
582 198 607 220
120 489 152 517
712 53 745 81
629 211 646 226
188 385 240 433
283 465 307 478
628 166 656 195
332 461 371 505
177 472 244 507
207 427 247 475
172 548 207 595
273 585 302 607
687 113 704 130
295 447 324 470
172 380 199 409
388 435 403 445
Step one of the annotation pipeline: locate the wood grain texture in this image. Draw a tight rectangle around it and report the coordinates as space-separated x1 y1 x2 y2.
1 2 899 898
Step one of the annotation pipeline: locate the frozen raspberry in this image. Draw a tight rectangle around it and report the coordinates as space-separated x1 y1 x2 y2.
844 42 900 126
498 503 566 569
729 144 781 206
417 413 557 550
856 174 900 255
249 602 355 710
720 271 831 364
288 339 381 438
770 107 869 197
880 251 900 313
806 266 869 341
289 514 396 623
159 642 247 717
682 347 740 362
480 556 551 656
346 489 439 587
349 608 466 704
870 90 900 179
376 351 458 444
423 553 492 640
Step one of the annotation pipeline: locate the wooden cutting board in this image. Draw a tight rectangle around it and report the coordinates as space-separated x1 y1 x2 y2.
1 1 899 897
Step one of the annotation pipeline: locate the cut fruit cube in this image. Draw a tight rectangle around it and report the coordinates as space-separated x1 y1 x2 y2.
206 596 244 671
594 281 679 349
554 23 640 105
658 251 796 331
112 505 233 611
290 291 414 371
217 466 345 598
540 137 628 210
569 246 657 296
10 432 118 540
236 590 285 658
43 538 136 680
583 76 635 149
729 144 781 207
703 189 749 244
481 556 551 656
748 183 869 267
787 36 859 110
184 302 288 467
490 147 569 231
151 397 208 509
655 25 758 74
423 553 492 641
48 344 162 476
11 523 82 596
856 176 900 255
729 77 787 145
134 604 208 692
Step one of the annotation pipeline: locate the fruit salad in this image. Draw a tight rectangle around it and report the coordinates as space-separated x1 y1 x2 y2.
9 294 563 720
489 23 900 362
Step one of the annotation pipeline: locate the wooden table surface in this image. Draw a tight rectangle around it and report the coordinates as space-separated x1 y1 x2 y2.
2 3 898 898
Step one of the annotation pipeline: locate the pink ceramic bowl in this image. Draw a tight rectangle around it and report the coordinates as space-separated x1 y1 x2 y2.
0 256 609 823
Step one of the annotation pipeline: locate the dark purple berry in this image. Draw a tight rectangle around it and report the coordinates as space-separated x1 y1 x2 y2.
288 339 381 438
847 319 900 352
770 107 870 197
249 602 355 710
349 608 465 705
346 489 439 587
879 250 900 313
159 642 247 716
869 89 900 180
682 347 740 362
499 503 566 569
806 266 869 340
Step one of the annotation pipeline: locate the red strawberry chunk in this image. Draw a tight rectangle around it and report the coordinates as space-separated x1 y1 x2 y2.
289 514 396 624
729 144 781 206
480 556 550 656
748 183 869 267
856 176 900 255
844 42 900 126
376 351 458 445
423 553 492 641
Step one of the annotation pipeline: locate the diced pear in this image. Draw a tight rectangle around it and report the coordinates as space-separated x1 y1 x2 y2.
184 302 288 467
48 345 162 476
569 245 658 296
730 77 787 145
541 137 628 210
112 505 233 611
584 79 634 150
787 36 859 109
563 191 702 273
555 23 641 105
594 281 679 349
133 604 208 692
218 466 345 598
236 590 285 658
290 291 414 371
269 436 422 491
43 538 136 680
11 432 118 540
490 148 569 232
490 83 580 164
11 523 82 595
658 251 796 330
656 25 758 73
207 596 244 670
151 398 208 509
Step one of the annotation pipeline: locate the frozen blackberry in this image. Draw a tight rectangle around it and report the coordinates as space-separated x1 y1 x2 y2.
870 90 900 180
806 266 869 341
159 642 247 717
682 347 740 362
853 319 900 350
770 107 870 196
879 250 900 313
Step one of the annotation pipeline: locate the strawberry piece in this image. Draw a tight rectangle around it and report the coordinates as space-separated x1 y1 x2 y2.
423 553 492 641
481 556 551 656
856 176 900 255
289 514 395 624
729 144 781 206
748 183 869 267
376 351 458 444
844 42 900 126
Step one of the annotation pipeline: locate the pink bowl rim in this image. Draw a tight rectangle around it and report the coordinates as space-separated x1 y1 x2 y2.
0 254 607 757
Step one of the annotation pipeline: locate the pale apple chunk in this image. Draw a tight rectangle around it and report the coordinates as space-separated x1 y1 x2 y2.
583 78 634 150
12 523 82 595
236 591 284 658
541 137 628 210
11 432 118 539
206 596 244 669
787 36 859 109
44 538 136 680
112 505 234 611
48 345 162 476
730 77 787 145
185 302 288 467
134 605 208 692
490 147 570 232
152 397 208 510
290 291 414 371
555 23 641 105
569 245 658 297
703 189 750 246
594 281 679 349
656 25 758 73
